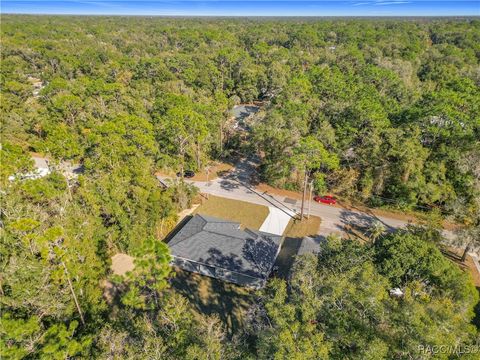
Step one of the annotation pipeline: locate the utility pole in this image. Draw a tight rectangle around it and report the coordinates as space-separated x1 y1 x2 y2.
206 165 211 184
307 180 313 219
178 134 193 180
205 165 211 199
300 168 309 221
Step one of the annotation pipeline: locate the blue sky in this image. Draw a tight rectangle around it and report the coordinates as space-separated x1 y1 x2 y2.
1 1 479 16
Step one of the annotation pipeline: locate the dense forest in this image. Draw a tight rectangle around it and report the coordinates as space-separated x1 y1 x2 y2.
1 16 479 359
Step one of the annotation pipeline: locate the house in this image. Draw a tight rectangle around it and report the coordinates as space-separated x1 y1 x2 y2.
8 154 83 182
168 214 283 289
230 104 259 132
8 155 51 181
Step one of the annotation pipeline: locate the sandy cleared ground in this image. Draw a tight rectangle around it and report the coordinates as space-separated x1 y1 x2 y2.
190 162 233 181
155 161 234 182
111 253 134 276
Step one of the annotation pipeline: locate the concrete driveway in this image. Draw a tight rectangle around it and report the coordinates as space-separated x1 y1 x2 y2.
259 206 296 236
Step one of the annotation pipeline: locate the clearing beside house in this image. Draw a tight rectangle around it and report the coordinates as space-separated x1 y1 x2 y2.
111 253 134 276
285 216 322 238
155 161 234 182
171 269 254 335
190 162 234 181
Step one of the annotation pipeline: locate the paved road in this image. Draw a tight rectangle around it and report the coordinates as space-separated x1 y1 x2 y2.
160 156 468 245
158 170 480 272
159 173 434 238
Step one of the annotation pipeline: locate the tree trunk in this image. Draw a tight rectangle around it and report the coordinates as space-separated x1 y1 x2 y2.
61 261 85 325
461 242 472 263
196 142 201 170
179 142 185 180
307 181 313 219
219 124 223 155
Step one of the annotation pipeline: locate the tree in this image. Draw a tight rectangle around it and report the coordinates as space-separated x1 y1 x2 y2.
0 143 34 183
2 15 480 359
294 135 339 218
254 278 331 360
367 220 386 243
96 293 227 359
120 237 171 310
449 147 480 262
248 233 478 359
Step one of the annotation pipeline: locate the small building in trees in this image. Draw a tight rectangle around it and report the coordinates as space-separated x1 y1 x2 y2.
230 104 259 131
8 154 84 182
8 155 51 181
168 214 283 288
297 236 324 256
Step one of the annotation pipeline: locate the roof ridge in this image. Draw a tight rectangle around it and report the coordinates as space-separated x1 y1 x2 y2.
251 228 282 239
169 215 280 248
168 215 207 247
202 228 250 241
168 214 284 282
243 228 260 239
199 215 240 225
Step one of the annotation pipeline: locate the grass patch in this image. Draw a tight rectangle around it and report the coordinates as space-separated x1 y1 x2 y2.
155 161 234 182
195 195 268 230
171 268 255 335
286 215 322 238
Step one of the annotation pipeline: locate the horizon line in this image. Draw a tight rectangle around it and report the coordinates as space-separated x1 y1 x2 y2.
2 13 479 17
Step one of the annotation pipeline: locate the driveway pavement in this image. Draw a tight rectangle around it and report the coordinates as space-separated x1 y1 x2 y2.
259 207 296 236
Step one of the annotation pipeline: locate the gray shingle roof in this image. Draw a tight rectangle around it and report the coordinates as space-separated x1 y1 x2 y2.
168 214 283 280
231 104 259 120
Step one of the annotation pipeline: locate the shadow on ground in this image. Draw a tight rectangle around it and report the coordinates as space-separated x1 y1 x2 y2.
441 247 464 263
170 268 254 336
218 179 240 191
273 237 303 279
473 289 480 330
339 209 395 238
